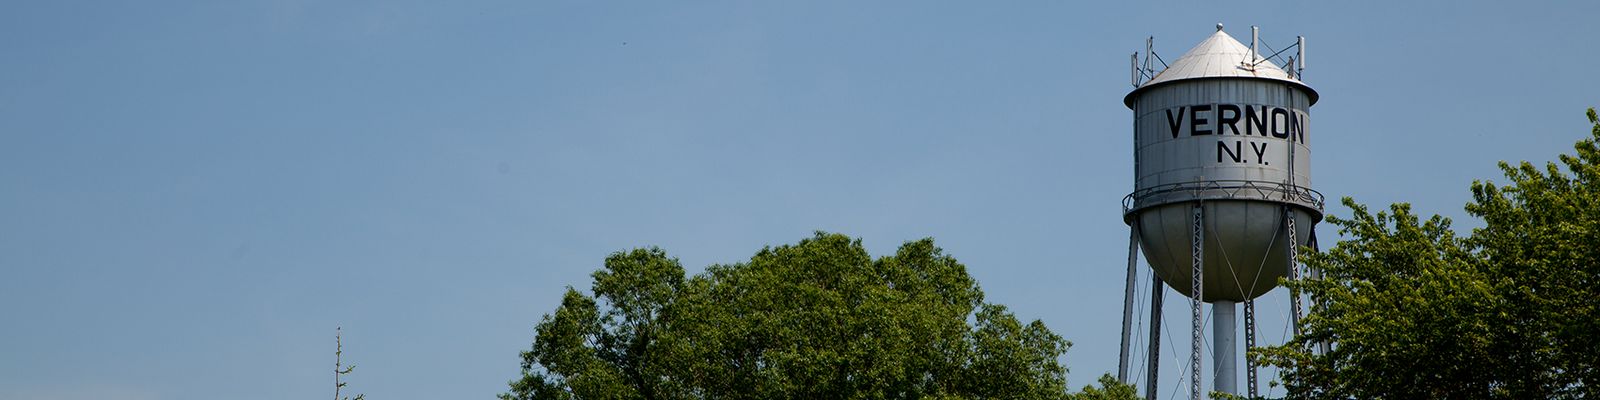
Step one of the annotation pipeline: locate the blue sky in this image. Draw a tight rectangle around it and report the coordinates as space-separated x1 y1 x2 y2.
3 1 1597 399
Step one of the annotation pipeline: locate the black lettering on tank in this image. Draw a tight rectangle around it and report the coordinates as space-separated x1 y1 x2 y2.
1191 104 1213 136
1166 107 1187 138
1245 105 1267 137
1270 108 1290 139
1292 111 1306 143
1218 140 1243 163
1218 104 1242 135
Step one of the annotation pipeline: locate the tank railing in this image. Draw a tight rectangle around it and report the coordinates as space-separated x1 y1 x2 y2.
1123 180 1324 216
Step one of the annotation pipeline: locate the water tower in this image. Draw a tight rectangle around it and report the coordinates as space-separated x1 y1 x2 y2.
1116 24 1322 399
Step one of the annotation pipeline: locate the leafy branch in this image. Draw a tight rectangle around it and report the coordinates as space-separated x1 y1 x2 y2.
335 327 366 400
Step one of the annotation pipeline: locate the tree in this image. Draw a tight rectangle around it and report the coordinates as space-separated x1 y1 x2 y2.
1069 374 1139 400
1256 109 1600 399
502 232 1076 399
335 327 366 400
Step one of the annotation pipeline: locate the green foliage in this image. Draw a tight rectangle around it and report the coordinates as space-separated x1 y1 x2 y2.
502 232 1076 399
335 327 366 400
1256 108 1600 399
1068 374 1138 400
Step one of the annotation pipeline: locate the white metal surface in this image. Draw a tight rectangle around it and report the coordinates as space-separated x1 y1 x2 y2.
1134 200 1314 301
1127 80 1316 208
1126 28 1311 101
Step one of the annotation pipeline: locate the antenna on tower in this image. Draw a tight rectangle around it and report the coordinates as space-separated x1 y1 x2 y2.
1131 52 1140 87
1249 26 1259 70
1132 36 1156 87
1297 36 1306 78
1145 36 1154 78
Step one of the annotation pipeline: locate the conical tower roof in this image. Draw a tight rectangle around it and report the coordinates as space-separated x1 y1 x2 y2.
1125 26 1317 106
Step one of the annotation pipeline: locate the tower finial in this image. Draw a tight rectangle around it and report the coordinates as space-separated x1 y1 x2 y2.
1216 23 1224 32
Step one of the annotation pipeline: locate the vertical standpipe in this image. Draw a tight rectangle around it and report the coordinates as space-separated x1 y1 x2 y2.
1214 301 1237 394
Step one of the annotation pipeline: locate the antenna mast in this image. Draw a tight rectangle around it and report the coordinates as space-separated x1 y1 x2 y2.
1297 36 1306 78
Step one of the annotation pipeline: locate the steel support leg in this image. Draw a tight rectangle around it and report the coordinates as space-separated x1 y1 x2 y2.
1310 228 1330 356
1190 204 1204 400
1119 226 1141 384
1147 276 1164 400
1287 207 1304 338
1245 300 1259 398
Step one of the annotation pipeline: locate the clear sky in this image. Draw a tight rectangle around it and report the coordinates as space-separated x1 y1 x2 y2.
3 1 1598 399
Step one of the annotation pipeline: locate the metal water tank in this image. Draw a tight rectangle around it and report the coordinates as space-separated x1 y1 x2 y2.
1123 26 1322 302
